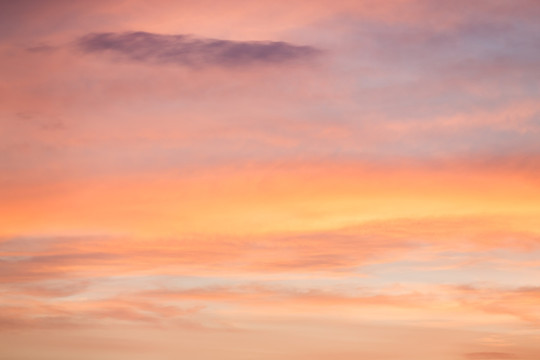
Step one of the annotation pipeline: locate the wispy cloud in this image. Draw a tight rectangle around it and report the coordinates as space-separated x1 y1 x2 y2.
464 352 518 359
1 215 538 285
76 31 321 67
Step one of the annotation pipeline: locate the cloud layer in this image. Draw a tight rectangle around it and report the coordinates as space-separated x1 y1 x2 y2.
2 1 540 360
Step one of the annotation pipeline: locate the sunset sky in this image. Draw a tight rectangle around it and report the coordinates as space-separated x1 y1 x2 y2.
1 1 540 359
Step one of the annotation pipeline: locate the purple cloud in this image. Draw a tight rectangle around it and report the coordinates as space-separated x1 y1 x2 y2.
77 31 321 67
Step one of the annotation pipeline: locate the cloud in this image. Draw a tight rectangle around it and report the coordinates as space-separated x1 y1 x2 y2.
139 284 430 311
138 283 540 323
14 280 91 298
451 285 540 324
5 280 537 332
1 213 539 287
464 352 518 359
0 229 415 283
76 31 321 67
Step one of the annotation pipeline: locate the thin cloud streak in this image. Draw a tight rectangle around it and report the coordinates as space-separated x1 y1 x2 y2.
464 352 519 360
77 31 322 67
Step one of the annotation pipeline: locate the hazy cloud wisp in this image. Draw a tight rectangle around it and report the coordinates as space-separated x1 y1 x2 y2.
77 31 321 67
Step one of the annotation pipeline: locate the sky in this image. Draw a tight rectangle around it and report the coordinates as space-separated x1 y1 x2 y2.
1 0 540 359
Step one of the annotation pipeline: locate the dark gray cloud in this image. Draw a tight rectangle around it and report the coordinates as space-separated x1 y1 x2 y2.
76 31 321 67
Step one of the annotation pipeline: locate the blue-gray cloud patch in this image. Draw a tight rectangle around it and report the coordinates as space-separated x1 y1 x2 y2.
77 31 321 67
